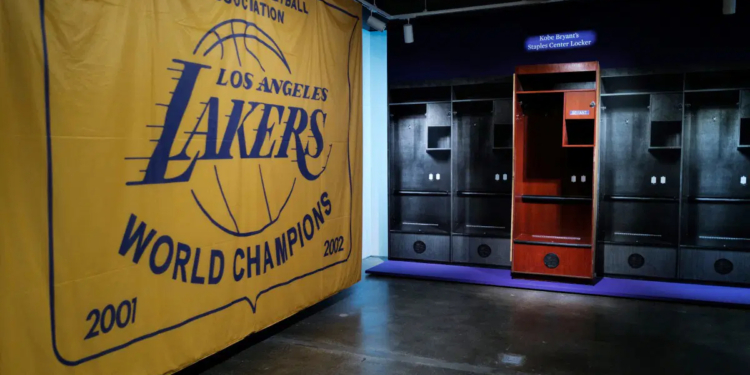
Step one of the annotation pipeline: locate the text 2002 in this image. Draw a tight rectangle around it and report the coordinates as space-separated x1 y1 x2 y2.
324 236 345 256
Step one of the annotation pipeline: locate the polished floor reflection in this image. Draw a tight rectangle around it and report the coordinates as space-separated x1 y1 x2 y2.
180 257 750 375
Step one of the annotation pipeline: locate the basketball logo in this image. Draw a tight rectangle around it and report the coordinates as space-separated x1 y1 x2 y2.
126 19 331 238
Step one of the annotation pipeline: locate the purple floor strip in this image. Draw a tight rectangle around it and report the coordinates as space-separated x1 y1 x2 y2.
366 260 750 306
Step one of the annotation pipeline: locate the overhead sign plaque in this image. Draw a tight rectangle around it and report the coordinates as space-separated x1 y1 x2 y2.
526 31 597 52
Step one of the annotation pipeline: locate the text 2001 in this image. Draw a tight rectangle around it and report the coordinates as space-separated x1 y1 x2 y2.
84 298 137 340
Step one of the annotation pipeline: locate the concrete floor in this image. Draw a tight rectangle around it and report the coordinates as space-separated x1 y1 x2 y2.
179 257 750 375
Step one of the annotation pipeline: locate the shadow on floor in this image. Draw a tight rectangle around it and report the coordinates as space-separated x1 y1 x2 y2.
177 257 384 375
178 256 750 375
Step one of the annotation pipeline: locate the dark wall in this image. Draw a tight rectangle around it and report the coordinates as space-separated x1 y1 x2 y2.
388 0 750 84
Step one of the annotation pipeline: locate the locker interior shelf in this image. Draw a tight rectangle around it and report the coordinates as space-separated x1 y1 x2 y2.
687 197 750 203
390 226 450 235
452 98 499 103
456 191 512 197
453 224 510 238
514 233 592 248
600 239 678 248
680 236 750 251
648 146 682 151
521 195 592 203
604 232 676 247
516 89 596 94
603 195 679 202
685 88 747 93
601 91 682 97
393 190 451 196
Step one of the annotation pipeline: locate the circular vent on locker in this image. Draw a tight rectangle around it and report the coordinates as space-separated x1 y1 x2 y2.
628 253 645 269
714 258 734 275
543 253 560 269
413 241 427 254
477 244 492 258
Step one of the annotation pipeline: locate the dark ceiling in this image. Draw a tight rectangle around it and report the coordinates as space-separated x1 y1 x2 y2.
369 0 528 16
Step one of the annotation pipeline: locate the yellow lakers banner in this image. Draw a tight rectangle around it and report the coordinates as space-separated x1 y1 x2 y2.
0 1 362 374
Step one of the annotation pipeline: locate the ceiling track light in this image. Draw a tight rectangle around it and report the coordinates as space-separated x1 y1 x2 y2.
366 14 387 31
365 0 387 31
723 0 736 15
404 19 414 44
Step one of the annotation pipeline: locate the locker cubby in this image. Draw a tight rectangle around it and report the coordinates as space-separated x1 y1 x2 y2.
561 148 594 197
427 126 451 151
455 103 512 193
649 93 683 149
512 62 599 280
518 92 566 183
650 93 683 122
649 121 682 149
600 94 680 198
516 92 594 198
683 89 745 198
453 194 511 238
682 84 750 254
389 81 514 267
599 198 679 247
564 120 595 146
390 194 451 235
493 99 513 125
493 124 513 149
682 201 750 251
390 101 451 192
452 83 514 265
599 67 750 285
